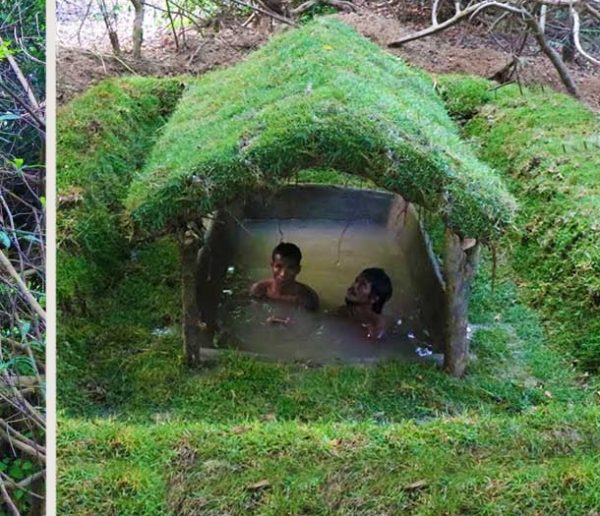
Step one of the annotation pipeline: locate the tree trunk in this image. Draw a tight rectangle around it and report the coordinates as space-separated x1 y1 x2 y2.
180 226 203 367
97 0 121 55
108 30 121 55
165 0 180 52
525 15 580 98
130 0 144 59
443 229 480 377
563 32 576 64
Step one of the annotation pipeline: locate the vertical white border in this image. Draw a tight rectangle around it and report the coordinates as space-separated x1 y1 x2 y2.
45 0 57 513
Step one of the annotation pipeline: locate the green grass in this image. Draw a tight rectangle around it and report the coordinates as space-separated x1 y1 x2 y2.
57 33 600 515
59 408 600 515
58 228 600 512
57 76 184 309
126 18 515 242
438 75 600 371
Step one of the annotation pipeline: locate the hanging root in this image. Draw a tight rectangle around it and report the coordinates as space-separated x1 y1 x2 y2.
335 218 353 266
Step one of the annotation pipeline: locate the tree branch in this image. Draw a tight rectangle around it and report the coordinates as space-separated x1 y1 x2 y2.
0 248 46 321
0 477 19 516
0 35 40 111
571 6 600 65
224 0 296 25
432 0 441 25
524 11 582 96
0 419 46 461
389 0 583 98
389 2 524 47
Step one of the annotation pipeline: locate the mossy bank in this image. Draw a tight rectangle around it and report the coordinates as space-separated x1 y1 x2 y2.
57 18 600 515
439 75 600 371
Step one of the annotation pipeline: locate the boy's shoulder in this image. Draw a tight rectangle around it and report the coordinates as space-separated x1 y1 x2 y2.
296 282 320 311
250 279 272 296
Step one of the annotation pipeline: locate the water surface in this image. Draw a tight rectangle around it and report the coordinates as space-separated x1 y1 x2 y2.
220 219 439 364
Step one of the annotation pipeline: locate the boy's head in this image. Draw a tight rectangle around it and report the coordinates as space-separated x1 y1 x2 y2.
271 242 302 286
345 268 392 314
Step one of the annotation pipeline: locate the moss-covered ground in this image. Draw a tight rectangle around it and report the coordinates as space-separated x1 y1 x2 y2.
57 76 184 309
58 236 599 513
438 76 600 372
57 28 599 515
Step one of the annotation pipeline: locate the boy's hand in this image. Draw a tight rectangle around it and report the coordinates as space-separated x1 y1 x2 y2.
364 323 385 340
266 315 293 326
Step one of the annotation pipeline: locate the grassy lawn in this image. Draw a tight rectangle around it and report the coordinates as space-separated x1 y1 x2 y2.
60 410 600 515
58 234 600 513
57 27 600 514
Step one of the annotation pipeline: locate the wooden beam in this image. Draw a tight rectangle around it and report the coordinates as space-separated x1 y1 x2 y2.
180 224 204 367
442 229 480 377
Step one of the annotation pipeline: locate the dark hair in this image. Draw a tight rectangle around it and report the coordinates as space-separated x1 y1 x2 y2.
361 268 392 314
272 242 302 267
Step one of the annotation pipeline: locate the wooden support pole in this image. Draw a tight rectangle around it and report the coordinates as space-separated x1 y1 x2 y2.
180 224 203 367
442 229 480 377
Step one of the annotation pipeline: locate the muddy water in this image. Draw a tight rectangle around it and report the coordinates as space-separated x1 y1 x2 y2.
220 219 440 364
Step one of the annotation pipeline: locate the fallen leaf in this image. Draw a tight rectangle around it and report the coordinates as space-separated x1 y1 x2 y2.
404 480 428 491
247 480 271 491
461 238 477 250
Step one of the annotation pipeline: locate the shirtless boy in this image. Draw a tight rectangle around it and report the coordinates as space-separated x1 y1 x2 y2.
341 267 393 340
250 242 320 317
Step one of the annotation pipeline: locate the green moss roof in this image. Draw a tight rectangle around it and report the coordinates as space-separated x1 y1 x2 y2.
57 77 184 305
126 18 515 241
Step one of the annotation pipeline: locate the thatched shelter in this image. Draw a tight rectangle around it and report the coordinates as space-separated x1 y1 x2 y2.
126 18 516 376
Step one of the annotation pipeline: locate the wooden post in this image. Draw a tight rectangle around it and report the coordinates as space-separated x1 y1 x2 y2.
443 229 480 377
180 224 203 367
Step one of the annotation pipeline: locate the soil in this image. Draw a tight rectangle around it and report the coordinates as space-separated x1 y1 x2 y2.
57 28 266 104
57 3 599 109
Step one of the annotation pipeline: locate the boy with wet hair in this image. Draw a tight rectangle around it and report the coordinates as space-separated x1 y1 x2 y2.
250 242 320 314
342 267 393 340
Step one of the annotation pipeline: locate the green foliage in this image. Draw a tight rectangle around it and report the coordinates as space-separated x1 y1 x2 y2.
0 0 46 162
297 3 338 23
0 39 12 59
438 76 600 371
126 18 515 242
1 3 46 512
57 77 185 309
0 458 36 505
435 74 492 122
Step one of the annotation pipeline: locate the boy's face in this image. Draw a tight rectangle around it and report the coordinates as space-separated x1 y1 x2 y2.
345 274 376 307
271 253 300 286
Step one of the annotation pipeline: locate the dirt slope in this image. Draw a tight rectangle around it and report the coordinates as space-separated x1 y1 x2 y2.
57 10 599 109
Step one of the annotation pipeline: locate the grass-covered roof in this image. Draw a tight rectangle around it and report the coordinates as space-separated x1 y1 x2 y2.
126 18 515 241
